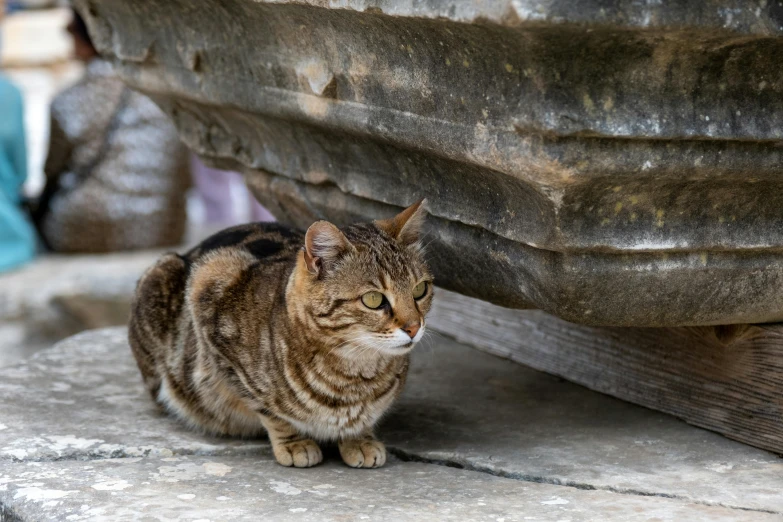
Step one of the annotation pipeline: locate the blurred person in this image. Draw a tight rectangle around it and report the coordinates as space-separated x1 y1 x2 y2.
0 0 37 272
31 9 190 253
0 65 37 272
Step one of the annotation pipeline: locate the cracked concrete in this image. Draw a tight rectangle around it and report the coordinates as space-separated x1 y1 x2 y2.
1 328 781 520
0 329 265 463
384 333 783 514
3 456 776 522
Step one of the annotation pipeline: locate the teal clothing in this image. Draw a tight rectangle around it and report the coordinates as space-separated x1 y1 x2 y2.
0 75 35 272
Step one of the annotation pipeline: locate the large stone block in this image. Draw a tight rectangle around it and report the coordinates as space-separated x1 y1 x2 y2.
75 0 783 325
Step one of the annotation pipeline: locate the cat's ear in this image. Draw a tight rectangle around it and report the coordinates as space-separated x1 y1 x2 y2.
304 220 351 275
375 199 427 247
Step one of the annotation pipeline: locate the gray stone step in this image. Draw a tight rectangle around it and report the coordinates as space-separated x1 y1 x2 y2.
387 334 783 513
1 328 781 520
2 455 774 522
0 252 160 368
0 224 221 367
0 329 265 462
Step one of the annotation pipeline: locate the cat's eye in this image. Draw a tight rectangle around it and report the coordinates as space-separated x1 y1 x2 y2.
413 281 428 299
362 291 385 309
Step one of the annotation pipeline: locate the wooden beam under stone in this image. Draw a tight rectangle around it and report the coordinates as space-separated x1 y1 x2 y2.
429 289 783 454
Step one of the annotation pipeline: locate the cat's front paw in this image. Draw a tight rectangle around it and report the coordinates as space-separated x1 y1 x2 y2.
338 438 387 468
273 439 323 468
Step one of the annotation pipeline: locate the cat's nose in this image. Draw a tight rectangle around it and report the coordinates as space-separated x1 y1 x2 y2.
402 322 420 339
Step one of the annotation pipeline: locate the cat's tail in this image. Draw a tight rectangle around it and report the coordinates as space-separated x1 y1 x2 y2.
128 253 189 400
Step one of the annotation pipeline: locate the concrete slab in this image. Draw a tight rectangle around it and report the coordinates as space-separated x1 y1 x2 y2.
0 224 222 368
0 455 774 522
0 249 155 326
385 335 783 514
0 329 267 462
0 252 160 367
0 327 781 519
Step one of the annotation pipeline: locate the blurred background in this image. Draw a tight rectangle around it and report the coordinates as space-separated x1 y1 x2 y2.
2 0 272 227
3 1 80 198
0 1 274 364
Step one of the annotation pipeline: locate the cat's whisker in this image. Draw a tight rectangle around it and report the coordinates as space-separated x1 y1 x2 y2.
341 343 367 359
337 342 368 359
332 336 366 350
415 330 436 365
338 335 377 359
332 333 370 347
418 236 438 252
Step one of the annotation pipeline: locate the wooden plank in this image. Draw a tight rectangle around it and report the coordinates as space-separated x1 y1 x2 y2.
429 289 783 454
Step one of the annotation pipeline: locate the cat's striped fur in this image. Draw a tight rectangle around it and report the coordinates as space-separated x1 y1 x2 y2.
128 201 432 468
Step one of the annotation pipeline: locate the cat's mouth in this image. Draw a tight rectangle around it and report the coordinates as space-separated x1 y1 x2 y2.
386 339 417 352
365 339 416 356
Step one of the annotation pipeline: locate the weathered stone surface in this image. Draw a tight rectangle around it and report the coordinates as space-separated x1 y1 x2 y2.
1 328 782 517
423 289 783 463
74 0 783 326
0 225 224 367
0 329 268 462
389 317 783 513
4 456 770 522
0 251 158 367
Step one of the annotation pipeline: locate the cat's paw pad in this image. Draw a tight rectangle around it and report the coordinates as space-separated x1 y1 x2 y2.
273 439 323 468
339 439 387 468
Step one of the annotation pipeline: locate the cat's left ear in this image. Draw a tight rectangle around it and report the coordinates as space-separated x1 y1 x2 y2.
375 199 428 247
304 220 352 276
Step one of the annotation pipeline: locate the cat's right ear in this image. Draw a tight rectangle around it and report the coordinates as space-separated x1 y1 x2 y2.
304 221 351 276
374 198 427 247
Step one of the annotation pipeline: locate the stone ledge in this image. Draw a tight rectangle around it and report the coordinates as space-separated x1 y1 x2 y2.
5 455 771 522
75 0 783 325
0 252 161 368
0 329 267 463
1 327 782 518
0 224 223 367
256 1 783 36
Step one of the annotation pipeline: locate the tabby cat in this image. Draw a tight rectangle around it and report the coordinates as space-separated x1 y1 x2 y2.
129 200 433 468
